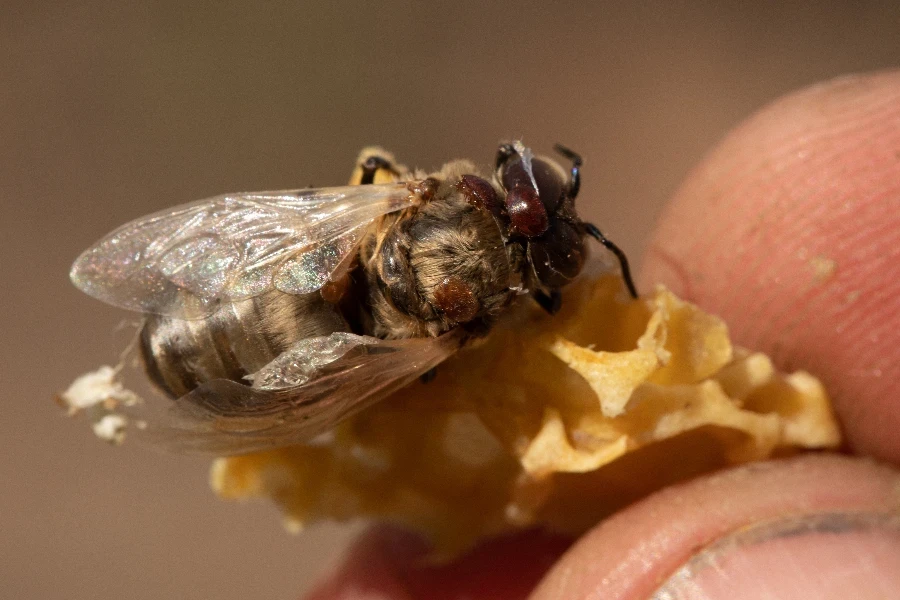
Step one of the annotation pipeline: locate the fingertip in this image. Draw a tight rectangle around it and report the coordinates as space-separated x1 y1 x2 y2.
531 455 900 600
639 70 900 463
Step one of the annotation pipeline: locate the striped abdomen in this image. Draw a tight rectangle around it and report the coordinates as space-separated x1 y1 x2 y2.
139 291 350 398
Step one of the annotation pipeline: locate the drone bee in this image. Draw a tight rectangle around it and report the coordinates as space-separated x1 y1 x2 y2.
70 142 637 454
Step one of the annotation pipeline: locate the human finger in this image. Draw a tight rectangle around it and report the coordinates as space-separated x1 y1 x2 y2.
531 455 900 600
640 70 900 463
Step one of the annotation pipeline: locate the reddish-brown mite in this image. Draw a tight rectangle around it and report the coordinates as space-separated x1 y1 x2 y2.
433 276 480 323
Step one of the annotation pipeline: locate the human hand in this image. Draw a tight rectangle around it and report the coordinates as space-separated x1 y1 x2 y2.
307 70 900 600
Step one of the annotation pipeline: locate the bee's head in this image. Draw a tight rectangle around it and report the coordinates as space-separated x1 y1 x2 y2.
494 142 587 290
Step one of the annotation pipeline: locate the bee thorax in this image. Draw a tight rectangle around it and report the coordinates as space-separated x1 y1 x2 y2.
367 183 516 339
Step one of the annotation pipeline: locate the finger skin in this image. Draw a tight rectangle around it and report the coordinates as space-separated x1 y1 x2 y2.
639 70 900 463
530 455 900 600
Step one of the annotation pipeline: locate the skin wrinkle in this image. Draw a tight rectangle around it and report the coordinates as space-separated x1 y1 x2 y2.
530 456 900 600
651 513 900 599
704 126 876 342
639 71 900 461
644 245 694 300
795 261 897 405
649 77 899 320
760 184 897 350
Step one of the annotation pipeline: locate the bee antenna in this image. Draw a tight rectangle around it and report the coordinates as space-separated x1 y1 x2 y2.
583 223 638 299
553 144 582 200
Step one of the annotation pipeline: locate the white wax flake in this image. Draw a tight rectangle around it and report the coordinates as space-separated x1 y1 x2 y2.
60 365 138 412
92 414 128 445
59 365 142 445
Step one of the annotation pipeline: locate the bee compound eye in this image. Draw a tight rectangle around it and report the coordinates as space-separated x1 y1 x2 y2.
530 158 564 214
529 219 586 288
433 276 480 323
378 232 419 315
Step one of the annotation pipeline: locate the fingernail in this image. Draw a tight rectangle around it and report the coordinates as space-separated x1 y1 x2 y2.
652 512 900 600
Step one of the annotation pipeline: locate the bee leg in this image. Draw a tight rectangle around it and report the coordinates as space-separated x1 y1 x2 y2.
534 290 563 315
360 155 394 185
584 223 639 299
420 367 438 384
495 143 517 169
553 144 582 200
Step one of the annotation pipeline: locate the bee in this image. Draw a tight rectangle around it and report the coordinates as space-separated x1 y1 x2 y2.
70 142 637 454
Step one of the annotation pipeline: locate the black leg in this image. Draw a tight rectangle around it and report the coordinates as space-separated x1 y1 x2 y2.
534 289 562 315
420 367 438 384
553 144 582 200
495 143 517 170
360 155 393 185
584 223 638 299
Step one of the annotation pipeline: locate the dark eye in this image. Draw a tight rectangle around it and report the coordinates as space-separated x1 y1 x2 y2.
530 158 564 214
529 218 585 288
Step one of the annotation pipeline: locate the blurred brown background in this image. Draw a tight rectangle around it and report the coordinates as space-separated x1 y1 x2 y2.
2 2 898 598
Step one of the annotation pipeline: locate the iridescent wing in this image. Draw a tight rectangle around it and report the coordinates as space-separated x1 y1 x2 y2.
71 183 418 318
131 329 466 454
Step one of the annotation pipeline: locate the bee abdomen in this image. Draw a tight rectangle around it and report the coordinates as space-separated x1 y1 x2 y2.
139 291 350 398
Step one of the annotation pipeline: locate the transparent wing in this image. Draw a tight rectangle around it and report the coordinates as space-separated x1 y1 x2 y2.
71 183 416 318
131 330 465 454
